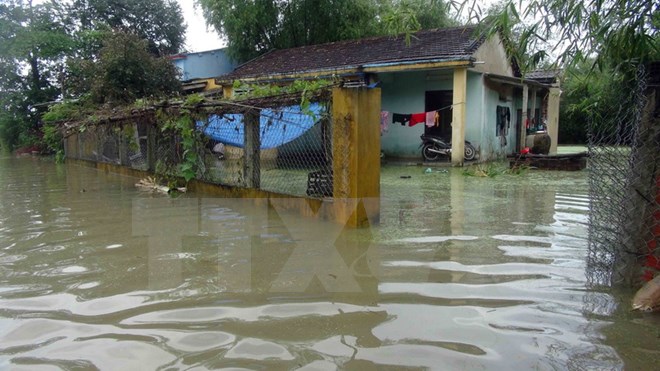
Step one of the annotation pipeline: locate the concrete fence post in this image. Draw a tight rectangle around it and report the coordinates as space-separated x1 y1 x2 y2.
119 126 129 166
331 87 381 228
147 124 156 172
243 109 261 189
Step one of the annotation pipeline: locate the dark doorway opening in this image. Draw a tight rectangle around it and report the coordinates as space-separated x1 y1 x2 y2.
425 90 453 139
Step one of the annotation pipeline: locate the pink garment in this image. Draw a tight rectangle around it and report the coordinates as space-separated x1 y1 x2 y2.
409 113 426 127
425 111 436 127
380 111 390 135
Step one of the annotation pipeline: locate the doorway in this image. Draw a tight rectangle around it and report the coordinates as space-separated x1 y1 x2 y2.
424 90 453 139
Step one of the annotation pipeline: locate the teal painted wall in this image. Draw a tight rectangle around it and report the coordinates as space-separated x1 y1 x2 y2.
480 83 516 158
380 71 452 158
465 71 484 157
380 70 490 160
378 70 546 161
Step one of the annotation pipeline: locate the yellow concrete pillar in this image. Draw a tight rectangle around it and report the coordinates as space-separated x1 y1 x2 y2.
222 85 233 98
451 67 467 166
332 87 381 228
547 87 561 154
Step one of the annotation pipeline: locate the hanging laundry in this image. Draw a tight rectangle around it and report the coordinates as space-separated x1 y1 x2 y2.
380 111 390 135
496 106 510 147
425 111 436 127
409 112 426 127
392 113 411 126
434 111 440 127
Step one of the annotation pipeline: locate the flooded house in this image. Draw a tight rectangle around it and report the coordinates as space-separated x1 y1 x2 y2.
214 26 561 164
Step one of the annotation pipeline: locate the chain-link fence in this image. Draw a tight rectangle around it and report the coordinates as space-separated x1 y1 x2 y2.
64 119 152 171
586 65 660 286
63 95 336 199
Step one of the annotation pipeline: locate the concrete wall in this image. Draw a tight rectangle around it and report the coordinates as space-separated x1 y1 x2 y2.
481 81 517 158
379 69 510 161
380 70 453 158
173 48 236 81
465 71 484 157
471 34 514 77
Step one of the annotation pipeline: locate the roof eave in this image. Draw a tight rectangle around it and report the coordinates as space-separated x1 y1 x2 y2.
215 66 362 85
362 57 473 73
485 73 552 89
216 57 474 84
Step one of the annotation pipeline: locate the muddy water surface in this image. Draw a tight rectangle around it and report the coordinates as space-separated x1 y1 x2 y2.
0 156 658 370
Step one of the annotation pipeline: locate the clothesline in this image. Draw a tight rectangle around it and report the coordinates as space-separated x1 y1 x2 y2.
380 103 457 134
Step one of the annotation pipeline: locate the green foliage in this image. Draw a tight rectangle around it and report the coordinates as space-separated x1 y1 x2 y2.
462 162 528 177
456 0 659 72
83 31 182 104
158 110 206 184
0 0 186 153
42 100 84 123
233 78 333 119
198 0 455 62
559 60 640 145
0 0 73 150
507 163 530 175
383 4 420 46
233 79 333 99
462 163 506 177
42 123 64 162
183 94 205 107
69 0 186 56
383 0 456 44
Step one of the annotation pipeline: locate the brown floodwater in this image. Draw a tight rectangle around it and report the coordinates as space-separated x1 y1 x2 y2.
0 155 658 370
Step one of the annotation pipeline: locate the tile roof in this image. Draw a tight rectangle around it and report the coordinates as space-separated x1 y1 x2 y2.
223 26 485 80
525 70 560 83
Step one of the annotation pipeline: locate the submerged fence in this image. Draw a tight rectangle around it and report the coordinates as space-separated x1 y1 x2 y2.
587 65 660 286
63 94 336 199
62 87 382 228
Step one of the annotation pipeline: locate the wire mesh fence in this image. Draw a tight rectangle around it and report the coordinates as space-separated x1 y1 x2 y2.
63 96 336 199
586 65 660 286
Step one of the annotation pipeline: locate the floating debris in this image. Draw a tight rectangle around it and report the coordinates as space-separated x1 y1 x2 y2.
632 275 660 312
135 177 187 194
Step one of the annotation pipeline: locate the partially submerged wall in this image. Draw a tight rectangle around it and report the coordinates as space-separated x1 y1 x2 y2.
63 88 381 228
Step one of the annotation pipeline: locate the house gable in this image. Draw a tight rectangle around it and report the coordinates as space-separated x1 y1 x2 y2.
470 33 514 77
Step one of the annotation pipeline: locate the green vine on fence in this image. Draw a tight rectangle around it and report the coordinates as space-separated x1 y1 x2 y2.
40 80 334 182
232 78 334 119
156 96 210 184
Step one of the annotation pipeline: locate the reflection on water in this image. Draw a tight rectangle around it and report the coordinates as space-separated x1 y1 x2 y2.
0 156 656 369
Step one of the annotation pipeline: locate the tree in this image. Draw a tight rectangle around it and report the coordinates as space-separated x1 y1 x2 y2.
0 0 187 150
456 0 658 72
86 31 181 104
0 0 72 150
197 0 456 62
69 0 186 56
558 61 618 144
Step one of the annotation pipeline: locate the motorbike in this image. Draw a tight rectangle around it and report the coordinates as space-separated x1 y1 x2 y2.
420 134 476 162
